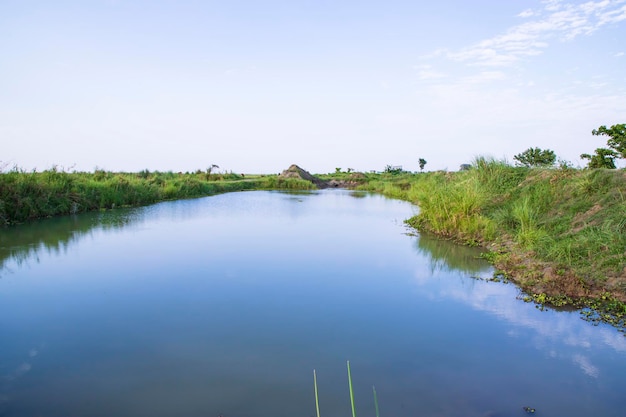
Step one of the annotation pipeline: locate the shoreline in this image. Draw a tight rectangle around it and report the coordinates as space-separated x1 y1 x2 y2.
2 165 624 332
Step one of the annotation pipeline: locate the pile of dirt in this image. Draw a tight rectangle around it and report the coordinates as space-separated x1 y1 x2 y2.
328 172 367 188
279 165 328 188
279 165 367 189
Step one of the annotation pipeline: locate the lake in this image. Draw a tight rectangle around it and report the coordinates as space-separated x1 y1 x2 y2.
1 190 625 417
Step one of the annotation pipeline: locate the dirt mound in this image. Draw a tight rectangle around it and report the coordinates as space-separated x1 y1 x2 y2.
328 172 368 188
279 165 328 188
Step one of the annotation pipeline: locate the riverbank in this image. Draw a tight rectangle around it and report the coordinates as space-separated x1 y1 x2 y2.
357 159 626 309
3 163 624 329
0 168 314 225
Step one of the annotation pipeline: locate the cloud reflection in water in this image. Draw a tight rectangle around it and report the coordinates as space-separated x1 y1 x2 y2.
410 232 626 380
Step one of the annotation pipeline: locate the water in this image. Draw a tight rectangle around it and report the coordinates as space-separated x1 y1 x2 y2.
0 190 625 417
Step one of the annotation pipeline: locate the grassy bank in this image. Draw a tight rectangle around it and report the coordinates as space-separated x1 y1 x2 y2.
0 168 314 225
358 159 626 307
3 163 624 328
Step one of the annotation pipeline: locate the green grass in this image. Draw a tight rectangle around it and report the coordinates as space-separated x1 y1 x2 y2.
358 160 626 301
347 360 357 417
3 162 625 309
313 369 321 417
0 168 314 225
313 362 381 417
373 385 380 417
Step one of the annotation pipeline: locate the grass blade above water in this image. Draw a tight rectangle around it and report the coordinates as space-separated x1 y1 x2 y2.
373 385 380 417
347 361 356 417
313 369 321 417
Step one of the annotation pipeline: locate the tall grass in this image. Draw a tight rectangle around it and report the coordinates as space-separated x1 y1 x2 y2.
313 362 381 417
313 369 321 417
510 196 547 248
358 160 626 296
0 168 313 225
347 360 357 417
373 386 380 417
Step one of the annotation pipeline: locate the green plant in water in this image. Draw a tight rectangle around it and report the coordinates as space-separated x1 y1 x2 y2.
373 385 380 417
313 361 383 417
347 360 357 417
313 369 321 417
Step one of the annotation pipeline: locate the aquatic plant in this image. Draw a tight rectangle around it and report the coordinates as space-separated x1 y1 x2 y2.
313 362 382 417
373 385 380 417
347 360 356 417
313 369 321 417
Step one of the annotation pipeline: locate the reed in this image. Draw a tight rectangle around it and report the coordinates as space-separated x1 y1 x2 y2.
0 168 314 225
313 369 321 417
373 385 380 417
312 362 382 417
357 161 626 300
347 360 356 417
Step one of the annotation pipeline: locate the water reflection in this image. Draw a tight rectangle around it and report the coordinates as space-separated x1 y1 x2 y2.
0 210 145 277
0 190 625 417
413 231 490 275
411 231 626 381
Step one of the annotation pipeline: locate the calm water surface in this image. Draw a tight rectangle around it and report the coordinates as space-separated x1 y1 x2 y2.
1 190 625 417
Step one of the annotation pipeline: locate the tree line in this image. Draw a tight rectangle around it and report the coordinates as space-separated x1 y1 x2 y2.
513 123 625 169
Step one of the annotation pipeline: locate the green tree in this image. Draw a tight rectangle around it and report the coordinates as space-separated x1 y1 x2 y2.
580 148 618 169
206 164 219 180
418 158 427 172
592 124 626 158
513 147 556 167
384 165 402 174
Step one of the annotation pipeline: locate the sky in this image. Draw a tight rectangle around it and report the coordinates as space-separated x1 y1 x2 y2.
1 0 625 174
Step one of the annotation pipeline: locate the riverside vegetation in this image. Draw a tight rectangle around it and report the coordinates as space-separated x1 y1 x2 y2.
356 158 626 332
0 167 314 225
2 160 625 331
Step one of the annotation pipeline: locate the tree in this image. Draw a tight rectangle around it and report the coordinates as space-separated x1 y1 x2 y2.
206 164 219 180
592 124 626 159
580 148 618 169
418 158 427 172
384 165 402 174
513 147 556 167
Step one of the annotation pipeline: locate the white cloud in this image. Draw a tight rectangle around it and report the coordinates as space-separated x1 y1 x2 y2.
462 71 507 83
597 3 626 24
442 0 626 67
413 64 446 80
518 9 536 18
615 51 625 57
544 0 564 12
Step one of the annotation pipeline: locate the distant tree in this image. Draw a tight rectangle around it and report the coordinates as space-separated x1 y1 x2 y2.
513 147 556 167
418 158 427 172
557 159 573 170
592 124 626 159
335 167 342 173
384 165 402 174
346 168 354 173
580 148 618 169
206 164 219 180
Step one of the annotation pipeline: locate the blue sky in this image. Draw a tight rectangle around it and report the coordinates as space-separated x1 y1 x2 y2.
2 0 625 173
